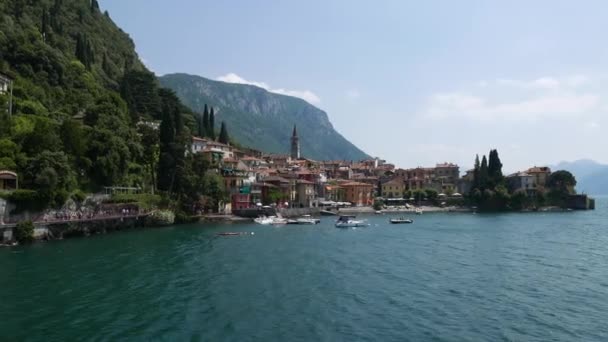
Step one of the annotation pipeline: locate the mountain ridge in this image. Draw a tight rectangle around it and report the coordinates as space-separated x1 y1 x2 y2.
159 73 370 161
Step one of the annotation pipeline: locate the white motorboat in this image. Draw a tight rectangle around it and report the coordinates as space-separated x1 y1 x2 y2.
415 208 423 215
296 217 320 225
254 216 274 225
254 216 288 225
335 215 368 228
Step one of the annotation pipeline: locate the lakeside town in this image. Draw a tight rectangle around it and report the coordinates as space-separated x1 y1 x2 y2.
2 119 591 230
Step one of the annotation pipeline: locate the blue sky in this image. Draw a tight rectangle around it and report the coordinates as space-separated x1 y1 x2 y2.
102 0 608 172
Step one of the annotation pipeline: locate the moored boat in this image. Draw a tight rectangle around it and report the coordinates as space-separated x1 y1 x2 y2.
254 216 288 225
335 215 368 228
389 218 414 224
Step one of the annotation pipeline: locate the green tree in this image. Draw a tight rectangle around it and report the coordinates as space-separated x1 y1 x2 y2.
218 121 229 144
24 151 76 207
510 189 531 210
87 127 131 187
479 155 489 190
138 124 160 193
157 89 187 195
120 70 161 121
547 170 577 194
15 220 35 244
201 104 209 137
472 154 480 191
488 149 504 188
209 107 216 140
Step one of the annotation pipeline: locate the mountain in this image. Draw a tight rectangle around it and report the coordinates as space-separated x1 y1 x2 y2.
159 73 370 161
551 159 608 195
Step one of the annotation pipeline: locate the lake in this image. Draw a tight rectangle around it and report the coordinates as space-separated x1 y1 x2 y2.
1 197 607 341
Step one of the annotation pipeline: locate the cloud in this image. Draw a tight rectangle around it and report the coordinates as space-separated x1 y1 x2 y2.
426 92 599 121
491 75 589 90
424 74 600 122
217 73 321 105
496 77 560 89
585 121 600 129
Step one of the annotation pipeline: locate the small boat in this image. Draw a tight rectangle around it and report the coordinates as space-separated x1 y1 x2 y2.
335 215 368 228
320 210 338 216
217 232 243 236
389 218 414 224
375 210 383 215
296 215 320 225
254 216 288 225
415 208 423 215
296 217 320 225
254 216 274 225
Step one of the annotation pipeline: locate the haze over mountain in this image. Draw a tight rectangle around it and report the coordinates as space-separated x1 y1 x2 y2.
159 73 369 161
551 159 608 195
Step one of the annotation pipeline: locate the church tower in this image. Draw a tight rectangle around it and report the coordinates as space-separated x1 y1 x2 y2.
291 125 300 160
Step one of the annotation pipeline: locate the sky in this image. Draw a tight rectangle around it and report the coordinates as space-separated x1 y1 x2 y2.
102 0 608 172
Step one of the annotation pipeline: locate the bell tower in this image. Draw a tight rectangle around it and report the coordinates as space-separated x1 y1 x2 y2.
290 125 300 160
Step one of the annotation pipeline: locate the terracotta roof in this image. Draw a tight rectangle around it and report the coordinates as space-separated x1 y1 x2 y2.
383 178 404 186
263 176 290 183
527 166 551 173
297 179 314 185
341 181 373 187
436 162 459 168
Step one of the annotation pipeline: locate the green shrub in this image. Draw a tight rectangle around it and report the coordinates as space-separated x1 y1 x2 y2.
104 193 161 210
71 190 87 203
145 210 175 226
14 220 35 244
8 190 45 212
373 199 384 211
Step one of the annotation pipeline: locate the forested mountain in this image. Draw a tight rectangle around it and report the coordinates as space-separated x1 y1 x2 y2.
159 73 370 161
0 0 218 212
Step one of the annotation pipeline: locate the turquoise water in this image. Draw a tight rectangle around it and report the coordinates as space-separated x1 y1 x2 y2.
1 198 607 341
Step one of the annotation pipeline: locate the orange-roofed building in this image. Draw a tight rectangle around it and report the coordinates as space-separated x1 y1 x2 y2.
341 181 374 206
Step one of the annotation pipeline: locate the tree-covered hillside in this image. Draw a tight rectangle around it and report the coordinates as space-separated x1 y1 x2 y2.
160 73 370 161
0 0 220 213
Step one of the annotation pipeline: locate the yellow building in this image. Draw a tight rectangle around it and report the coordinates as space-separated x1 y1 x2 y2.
381 178 405 198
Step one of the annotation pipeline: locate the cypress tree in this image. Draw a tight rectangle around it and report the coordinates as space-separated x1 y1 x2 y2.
202 104 209 137
473 154 480 191
41 9 49 41
218 121 229 144
479 155 489 190
197 112 204 137
488 149 503 185
209 107 216 140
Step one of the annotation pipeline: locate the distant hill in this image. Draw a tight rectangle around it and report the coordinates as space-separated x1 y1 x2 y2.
552 159 608 195
159 73 370 161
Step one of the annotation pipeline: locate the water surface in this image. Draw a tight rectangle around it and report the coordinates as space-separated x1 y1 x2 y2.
1 198 607 341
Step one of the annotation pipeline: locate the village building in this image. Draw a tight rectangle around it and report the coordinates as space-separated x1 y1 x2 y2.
526 166 551 188
0 170 18 191
340 181 374 206
0 73 12 95
381 178 405 198
506 172 536 194
191 137 234 162
295 179 315 207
